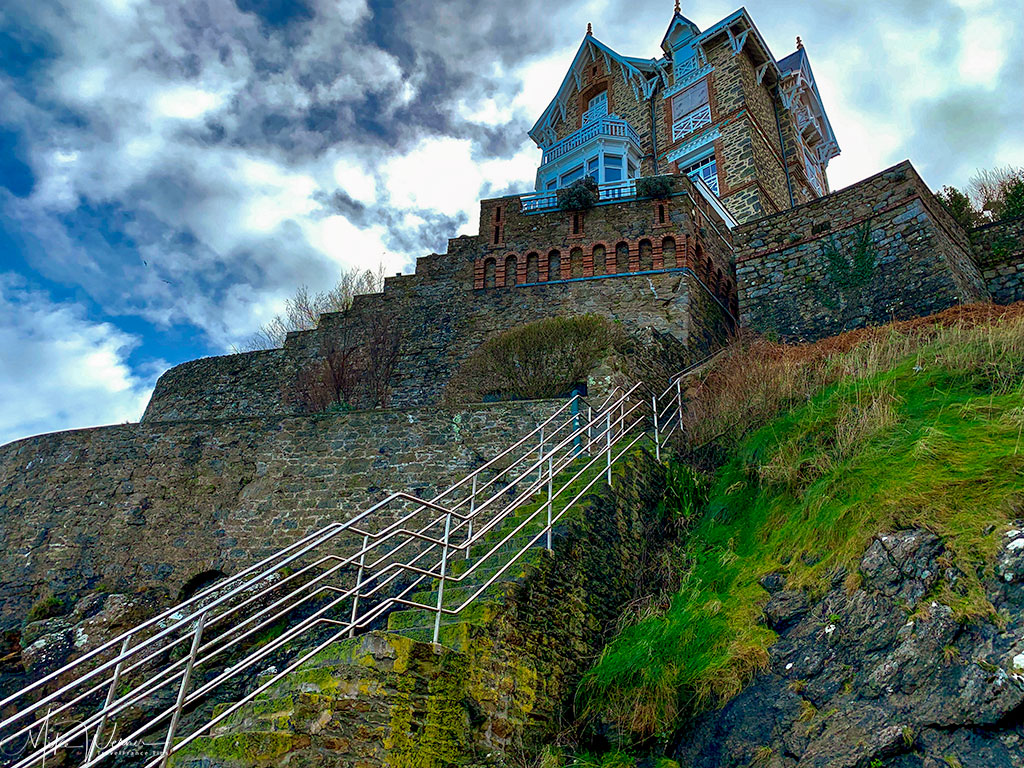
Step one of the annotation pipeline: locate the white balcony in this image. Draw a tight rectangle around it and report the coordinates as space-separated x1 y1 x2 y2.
520 179 637 213
540 116 643 167
672 103 712 142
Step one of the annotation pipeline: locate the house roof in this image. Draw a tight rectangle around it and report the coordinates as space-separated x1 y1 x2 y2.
660 11 702 53
528 34 662 147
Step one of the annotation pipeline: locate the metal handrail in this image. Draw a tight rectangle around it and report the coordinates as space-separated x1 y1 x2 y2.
0 361 714 768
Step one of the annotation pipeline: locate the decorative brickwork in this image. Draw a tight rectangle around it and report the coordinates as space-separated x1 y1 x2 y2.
733 161 990 341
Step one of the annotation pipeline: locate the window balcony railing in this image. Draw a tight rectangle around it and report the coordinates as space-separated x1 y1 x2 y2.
540 116 643 166
520 178 637 213
672 103 712 141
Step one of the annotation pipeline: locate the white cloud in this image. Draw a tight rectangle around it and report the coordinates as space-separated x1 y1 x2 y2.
0 276 156 446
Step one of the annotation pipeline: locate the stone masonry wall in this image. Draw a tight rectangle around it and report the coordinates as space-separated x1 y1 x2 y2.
970 215 1024 305
145 178 736 422
734 160 990 341
0 399 562 633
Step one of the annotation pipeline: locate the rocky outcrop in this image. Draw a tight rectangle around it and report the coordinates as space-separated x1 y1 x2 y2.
672 528 1024 768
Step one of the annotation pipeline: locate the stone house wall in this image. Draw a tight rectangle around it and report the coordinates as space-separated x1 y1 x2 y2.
0 399 563 633
969 215 1024 305
733 160 990 341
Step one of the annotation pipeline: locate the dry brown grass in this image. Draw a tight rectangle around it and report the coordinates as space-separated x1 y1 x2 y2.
680 302 1024 457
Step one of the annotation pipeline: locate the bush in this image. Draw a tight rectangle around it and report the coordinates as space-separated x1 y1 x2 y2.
26 594 65 624
444 315 617 403
936 185 979 229
635 175 674 199
557 176 599 211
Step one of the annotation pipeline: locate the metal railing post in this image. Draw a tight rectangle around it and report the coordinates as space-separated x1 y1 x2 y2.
537 427 545 483
605 411 613 484
433 513 452 644
676 378 684 429
546 456 553 551
159 610 208 768
85 632 134 763
572 394 582 456
466 474 476 561
348 534 369 638
586 406 593 454
652 394 661 462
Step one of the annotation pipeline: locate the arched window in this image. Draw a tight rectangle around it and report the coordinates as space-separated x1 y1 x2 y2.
484 258 497 289
570 247 584 279
526 252 540 283
662 237 677 269
704 256 712 282
715 268 723 296
505 255 518 287
593 244 606 276
639 239 653 271
548 250 561 282
615 242 630 273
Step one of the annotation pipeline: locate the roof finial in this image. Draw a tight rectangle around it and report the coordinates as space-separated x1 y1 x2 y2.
796 36 804 49
674 0 681 14
586 22 593 35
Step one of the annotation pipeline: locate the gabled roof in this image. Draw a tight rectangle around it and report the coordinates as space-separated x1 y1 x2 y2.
776 44 840 162
528 34 662 148
661 11 701 53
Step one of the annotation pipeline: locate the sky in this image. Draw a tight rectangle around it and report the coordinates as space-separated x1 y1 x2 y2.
0 0 1021 446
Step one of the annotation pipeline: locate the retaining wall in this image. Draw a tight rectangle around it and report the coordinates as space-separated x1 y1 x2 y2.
969 215 1024 305
0 400 562 632
733 160 990 341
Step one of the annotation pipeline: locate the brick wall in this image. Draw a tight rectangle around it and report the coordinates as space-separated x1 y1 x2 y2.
734 160 990 341
0 400 563 632
969 216 1024 304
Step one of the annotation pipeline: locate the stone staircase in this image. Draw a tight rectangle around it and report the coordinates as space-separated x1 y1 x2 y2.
170 449 655 768
385 450 615 648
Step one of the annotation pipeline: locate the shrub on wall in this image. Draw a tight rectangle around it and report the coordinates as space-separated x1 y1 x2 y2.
288 313 402 412
557 176 599 212
444 315 617 403
635 175 674 200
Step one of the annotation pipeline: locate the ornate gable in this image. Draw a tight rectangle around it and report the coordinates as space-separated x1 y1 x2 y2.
528 33 662 148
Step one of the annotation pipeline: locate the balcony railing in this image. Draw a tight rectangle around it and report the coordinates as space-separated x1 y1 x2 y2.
521 179 637 213
672 103 712 142
541 116 643 166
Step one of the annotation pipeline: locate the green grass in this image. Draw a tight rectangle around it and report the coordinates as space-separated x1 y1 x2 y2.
579 317 1024 737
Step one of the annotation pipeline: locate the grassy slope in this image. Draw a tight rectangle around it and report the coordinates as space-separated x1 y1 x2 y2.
579 309 1024 738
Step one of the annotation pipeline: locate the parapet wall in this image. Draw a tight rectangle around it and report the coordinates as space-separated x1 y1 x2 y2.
969 215 1024 305
0 399 562 632
733 160 990 341
145 177 736 423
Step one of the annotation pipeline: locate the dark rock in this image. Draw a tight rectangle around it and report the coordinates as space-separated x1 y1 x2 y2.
764 590 809 630
760 571 787 594
672 529 1024 768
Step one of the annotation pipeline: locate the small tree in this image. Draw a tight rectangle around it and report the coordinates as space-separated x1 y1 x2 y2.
241 265 386 351
557 176 599 211
936 185 979 229
967 165 1024 221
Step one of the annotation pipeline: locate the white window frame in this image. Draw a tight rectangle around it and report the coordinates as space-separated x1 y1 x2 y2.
682 153 719 195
